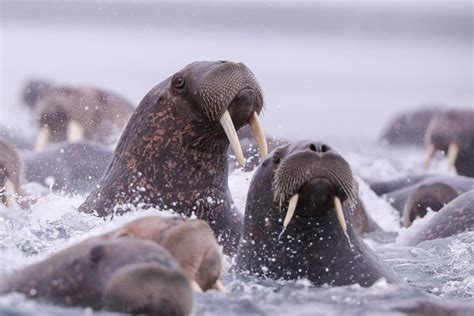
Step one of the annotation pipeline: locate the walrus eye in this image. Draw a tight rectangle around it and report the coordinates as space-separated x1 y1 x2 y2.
273 156 281 164
173 77 186 90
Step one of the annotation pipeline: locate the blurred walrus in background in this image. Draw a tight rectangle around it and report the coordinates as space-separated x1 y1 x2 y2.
0 237 194 315
21 79 54 110
34 85 135 151
103 216 224 292
237 140 400 286
400 190 474 246
379 107 441 146
79 61 268 255
423 109 474 177
0 139 29 209
23 140 113 194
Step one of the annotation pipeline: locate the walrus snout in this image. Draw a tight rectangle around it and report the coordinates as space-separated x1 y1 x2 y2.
103 263 194 316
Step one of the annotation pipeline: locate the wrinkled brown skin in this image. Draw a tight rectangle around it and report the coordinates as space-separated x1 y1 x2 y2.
229 125 288 172
402 182 458 227
0 138 29 209
379 107 441 146
402 190 474 246
237 141 400 286
103 216 222 291
23 140 113 194
79 61 264 255
425 109 474 177
36 85 134 144
0 236 193 316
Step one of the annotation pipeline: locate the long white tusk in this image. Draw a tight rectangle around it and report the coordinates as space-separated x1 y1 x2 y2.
220 111 245 168
67 120 84 142
212 280 226 293
190 280 203 293
334 196 347 233
249 112 268 161
423 143 436 172
35 126 50 151
283 194 299 228
3 179 17 208
447 142 459 170
402 205 412 227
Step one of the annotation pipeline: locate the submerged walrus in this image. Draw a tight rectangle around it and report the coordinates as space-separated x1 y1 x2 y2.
423 109 474 177
237 141 399 286
0 237 194 315
103 216 224 292
401 190 474 246
23 140 113 193
0 139 29 209
79 61 268 255
34 85 135 150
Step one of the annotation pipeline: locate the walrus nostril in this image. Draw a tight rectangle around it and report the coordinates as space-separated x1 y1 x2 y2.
321 145 329 153
309 144 317 152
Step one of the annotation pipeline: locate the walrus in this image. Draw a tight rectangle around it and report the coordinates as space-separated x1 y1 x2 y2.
423 109 474 177
0 237 194 315
402 182 459 227
0 139 29 209
401 190 473 246
379 107 441 146
368 175 474 218
34 85 135 151
23 140 113 193
237 140 400 286
103 216 224 292
79 61 268 255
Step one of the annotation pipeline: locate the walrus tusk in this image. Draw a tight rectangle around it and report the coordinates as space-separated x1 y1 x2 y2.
334 196 347 233
35 126 50 151
402 205 412 227
283 194 299 228
190 280 203 293
67 120 85 142
249 112 268 161
423 143 436 172
212 280 226 293
447 142 459 170
3 179 17 208
220 110 245 168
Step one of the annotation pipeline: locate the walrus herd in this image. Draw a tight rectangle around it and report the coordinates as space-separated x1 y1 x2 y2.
0 61 472 315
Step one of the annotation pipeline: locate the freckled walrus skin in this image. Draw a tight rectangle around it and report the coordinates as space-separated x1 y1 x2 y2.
103 216 223 292
79 61 266 255
237 141 400 286
0 237 194 316
402 190 474 246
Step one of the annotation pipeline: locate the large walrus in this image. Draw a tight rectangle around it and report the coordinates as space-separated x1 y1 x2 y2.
0 237 194 315
34 85 135 150
400 190 474 246
79 61 268 255
423 109 474 177
0 138 29 209
237 141 400 286
103 216 224 292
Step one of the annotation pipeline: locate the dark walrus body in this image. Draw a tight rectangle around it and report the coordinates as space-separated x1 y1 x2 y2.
0 237 193 315
79 61 266 255
237 141 399 286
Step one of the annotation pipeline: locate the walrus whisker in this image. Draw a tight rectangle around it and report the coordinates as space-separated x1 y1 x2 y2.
35 126 50 151
283 193 299 228
212 280 226 293
334 196 347 233
424 143 436 171
220 111 245 167
249 112 268 160
447 142 460 170
67 120 85 142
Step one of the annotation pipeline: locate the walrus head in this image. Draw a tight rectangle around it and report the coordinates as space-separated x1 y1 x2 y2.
269 141 358 232
424 110 474 176
0 139 29 209
402 182 458 227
